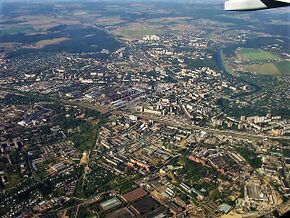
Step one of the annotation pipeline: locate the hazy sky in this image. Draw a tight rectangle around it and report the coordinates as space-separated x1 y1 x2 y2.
0 0 225 2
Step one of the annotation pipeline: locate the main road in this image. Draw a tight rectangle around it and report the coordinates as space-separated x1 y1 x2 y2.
114 111 290 141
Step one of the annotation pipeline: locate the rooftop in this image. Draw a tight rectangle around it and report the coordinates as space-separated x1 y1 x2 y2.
100 197 122 211
121 188 148 203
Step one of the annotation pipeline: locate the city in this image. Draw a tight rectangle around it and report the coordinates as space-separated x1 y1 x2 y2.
0 0 289 217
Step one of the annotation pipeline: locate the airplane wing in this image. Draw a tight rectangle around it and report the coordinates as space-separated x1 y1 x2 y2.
275 0 290 3
225 0 290 11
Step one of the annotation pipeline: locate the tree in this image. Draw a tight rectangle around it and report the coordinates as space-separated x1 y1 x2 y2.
209 189 221 201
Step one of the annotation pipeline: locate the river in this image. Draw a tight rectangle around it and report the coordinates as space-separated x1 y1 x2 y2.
215 48 261 98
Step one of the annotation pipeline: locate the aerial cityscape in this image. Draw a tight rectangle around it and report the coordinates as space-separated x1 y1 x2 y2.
0 0 289 217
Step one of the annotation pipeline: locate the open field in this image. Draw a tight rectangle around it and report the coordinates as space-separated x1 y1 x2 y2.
246 63 280 76
194 19 234 28
72 11 89 16
0 26 33 35
246 61 290 76
271 20 290 25
0 42 15 50
96 16 127 25
113 28 163 41
147 17 192 25
105 5 129 12
237 48 279 61
171 24 201 33
15 16 80 30
276 61 290 75
129 3 153 10
35 37 70 48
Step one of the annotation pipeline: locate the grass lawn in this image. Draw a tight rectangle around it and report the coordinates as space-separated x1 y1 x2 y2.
246 61 290 76
237 48 279 61
276 61 290 76
246 63 280 76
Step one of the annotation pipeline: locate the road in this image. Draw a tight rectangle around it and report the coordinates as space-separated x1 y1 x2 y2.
114 111 290 141
4 85 289 142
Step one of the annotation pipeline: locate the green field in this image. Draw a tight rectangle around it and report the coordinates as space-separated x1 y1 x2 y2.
105 5 129 12
246 61 290 76
0 26 33 35
115 28 163 40
237 48 279 61
147 17 191 25
95 16 126 25
276 61 290 75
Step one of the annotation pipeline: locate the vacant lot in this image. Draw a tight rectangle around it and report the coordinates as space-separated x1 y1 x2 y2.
237 48 279 61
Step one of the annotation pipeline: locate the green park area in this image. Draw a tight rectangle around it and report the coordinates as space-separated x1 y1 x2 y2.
237 48 279 61
234 48 289 76
246 61 290 76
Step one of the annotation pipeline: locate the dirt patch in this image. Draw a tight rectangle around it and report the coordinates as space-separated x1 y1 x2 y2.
35 37 69 48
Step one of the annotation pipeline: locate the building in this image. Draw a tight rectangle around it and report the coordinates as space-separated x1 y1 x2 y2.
121 188 148 203
106 207 135 218
130 196 160 215
100 197 123 212
219 203 232 214
143 35 160 41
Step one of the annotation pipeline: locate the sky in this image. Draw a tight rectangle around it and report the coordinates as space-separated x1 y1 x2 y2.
0 0 226 8
0 0 225 2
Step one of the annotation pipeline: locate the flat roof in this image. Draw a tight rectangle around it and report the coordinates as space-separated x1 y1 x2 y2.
121 188 148 203
106 207 135 218
219 203 232 213
131 196 160 215
100 197 122 211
